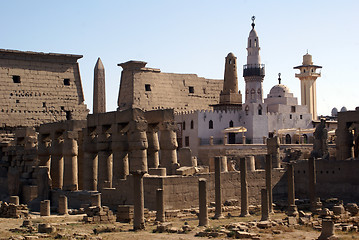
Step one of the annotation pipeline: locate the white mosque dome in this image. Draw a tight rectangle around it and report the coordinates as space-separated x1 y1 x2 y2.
269 84 291 97
331 107 338 117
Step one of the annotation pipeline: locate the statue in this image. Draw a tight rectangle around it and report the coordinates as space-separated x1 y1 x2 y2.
311 119 329 160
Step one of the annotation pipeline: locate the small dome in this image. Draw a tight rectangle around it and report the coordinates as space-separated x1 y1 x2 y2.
303 53 313 65
249 28 258 38
227 52 236 58
331 107 338 117
269 84 291 97
341 106 347 112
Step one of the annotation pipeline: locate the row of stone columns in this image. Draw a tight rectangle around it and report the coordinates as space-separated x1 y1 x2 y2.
83 120 178 191
38 131 80 191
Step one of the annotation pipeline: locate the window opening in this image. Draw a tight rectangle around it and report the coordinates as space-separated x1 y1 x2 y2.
209 120 213 129
145 84 151 91
229 120 233 127
189 86 194 93
64 79 70 86
185 136 189 146
13 75 21 83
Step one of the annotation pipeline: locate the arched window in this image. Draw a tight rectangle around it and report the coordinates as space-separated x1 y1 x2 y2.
303 134 308 144
209 120 213 129
183 121 186 130
285 134 291 144
190 120 194 129
258 105 262 115
229 59 232 64
251 89 255 100
254 39 257 47
229 120 233 127
245 105 249 116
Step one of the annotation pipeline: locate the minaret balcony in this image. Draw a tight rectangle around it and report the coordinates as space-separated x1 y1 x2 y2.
243 64 265 77
295 72 321 78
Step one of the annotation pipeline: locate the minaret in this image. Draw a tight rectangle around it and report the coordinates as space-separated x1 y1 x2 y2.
293 53 322 120
219 52 242 105
93 57 106 113
243 16 265 104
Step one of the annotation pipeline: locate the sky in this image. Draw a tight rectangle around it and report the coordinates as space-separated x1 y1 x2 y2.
1 0 358 116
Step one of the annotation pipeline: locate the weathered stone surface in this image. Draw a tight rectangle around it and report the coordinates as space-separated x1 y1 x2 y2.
0 49 89 127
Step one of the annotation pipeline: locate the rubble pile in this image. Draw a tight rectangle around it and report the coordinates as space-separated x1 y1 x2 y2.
83 206 116 224
0 202 28 218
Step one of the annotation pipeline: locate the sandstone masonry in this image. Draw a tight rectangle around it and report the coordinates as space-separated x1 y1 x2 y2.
0 49 89 128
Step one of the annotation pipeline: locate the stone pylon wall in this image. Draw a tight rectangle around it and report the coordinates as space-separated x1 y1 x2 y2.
0 49 89 128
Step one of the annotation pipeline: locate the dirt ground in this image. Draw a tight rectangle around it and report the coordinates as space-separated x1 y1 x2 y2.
0 210 357 240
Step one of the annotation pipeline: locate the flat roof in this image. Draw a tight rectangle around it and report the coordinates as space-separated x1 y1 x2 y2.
0 48 83 59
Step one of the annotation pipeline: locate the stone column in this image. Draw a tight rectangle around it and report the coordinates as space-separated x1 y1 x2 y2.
318 219 336 240
220 156 228 172
97 128 113 189
265 154 273 213
308 157 316 210
223 134 228 145
260 189 269 221
58 195 68 215
133 171 145 230
287 164 298 216
91 193 101 207
38 134 51 169
209 136 214 145
147 126 160 169
156 188 165 222
63 134 78 191
159 122 178 175
214 157 223 219
40 200 50 216
198 178 208 226
83 128 98 191
267 136 281 168
9 196 19 205
245 155 256 171
50 136 64 189
37 166 51 201
240 158 249 217
128 121 148 173
112 125 129 182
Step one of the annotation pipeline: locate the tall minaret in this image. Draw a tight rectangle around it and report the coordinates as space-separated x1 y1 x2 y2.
243 16 265 104
219 52 242 105
293 53 322 120
93 57 106 113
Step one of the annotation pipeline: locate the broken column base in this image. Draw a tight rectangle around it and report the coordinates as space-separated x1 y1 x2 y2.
287 205 298 217
318 218 336 240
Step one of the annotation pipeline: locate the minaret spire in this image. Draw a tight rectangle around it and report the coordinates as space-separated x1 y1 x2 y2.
294 53 322 120
278 73 281 84
219 52 242 105
243 16 265 104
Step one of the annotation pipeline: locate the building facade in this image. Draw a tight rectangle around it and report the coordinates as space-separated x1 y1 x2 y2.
0 49 89 128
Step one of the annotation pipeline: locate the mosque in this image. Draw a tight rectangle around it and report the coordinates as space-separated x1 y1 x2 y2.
174 17 321 156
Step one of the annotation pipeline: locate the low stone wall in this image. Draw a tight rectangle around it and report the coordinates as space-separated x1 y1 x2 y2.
294 159 359 203
102 169 287 211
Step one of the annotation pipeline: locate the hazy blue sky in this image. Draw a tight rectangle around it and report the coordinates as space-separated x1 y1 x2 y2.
1 0 358 115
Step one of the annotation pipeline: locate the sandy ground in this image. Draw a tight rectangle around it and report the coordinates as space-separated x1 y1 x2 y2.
0 211 357 240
